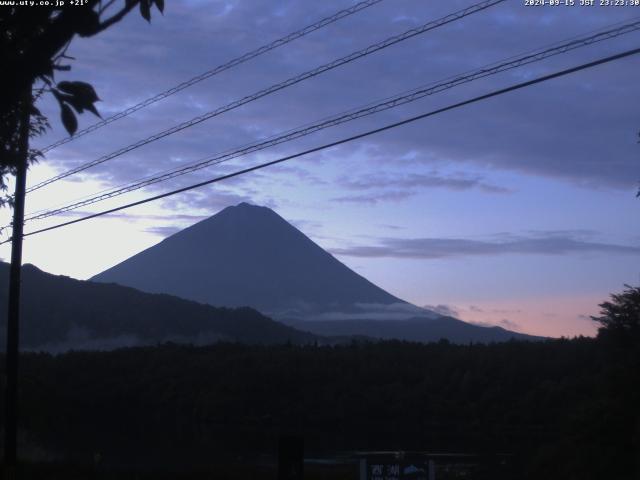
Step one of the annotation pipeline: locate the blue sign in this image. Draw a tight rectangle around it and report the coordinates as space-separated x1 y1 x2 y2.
361 459 434 480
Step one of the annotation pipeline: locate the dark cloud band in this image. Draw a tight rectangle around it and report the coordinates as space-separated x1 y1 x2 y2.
331 231 640 258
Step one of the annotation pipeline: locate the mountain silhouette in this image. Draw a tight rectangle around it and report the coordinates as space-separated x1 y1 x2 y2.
92 202 411 319
90 202 539 342
0 261 537 351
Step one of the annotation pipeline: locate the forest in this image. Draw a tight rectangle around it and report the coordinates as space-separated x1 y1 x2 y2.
0 338 635 477
0 287 636 479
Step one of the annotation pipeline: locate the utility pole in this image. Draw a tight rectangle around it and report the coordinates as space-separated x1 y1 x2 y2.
3 86 31 479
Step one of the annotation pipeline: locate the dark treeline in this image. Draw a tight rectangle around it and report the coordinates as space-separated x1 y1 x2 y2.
0 331 638 479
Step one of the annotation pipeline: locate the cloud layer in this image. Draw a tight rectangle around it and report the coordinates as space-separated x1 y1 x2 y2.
30 0 640 198
331 231 640 259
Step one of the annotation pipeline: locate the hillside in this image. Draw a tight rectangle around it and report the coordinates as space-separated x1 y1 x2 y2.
0 262 318 351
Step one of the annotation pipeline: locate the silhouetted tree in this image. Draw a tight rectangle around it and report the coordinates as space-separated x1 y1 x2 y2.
592 284 640 347
0 0 164 199
590 285 640 479
0 2 165 472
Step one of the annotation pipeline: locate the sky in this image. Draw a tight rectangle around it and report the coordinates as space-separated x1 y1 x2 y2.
1 0 639 337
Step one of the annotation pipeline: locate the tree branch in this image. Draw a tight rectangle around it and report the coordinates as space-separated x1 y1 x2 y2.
91 1 139 36
98 0 118 16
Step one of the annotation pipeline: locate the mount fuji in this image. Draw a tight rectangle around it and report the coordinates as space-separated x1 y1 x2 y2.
92 203 538 342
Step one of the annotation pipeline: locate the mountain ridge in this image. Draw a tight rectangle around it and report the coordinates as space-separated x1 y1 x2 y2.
282 317 543 343
0 261 319 352
0 260 539 350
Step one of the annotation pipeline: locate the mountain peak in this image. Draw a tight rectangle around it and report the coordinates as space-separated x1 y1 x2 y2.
225 201 266 212
235 201 260 209
198 202 282 227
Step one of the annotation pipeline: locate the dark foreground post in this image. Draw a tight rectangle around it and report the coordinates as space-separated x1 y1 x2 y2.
278 435 304 480
3 88 31 480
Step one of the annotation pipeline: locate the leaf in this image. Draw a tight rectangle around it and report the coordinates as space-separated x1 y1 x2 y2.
55 82 101 118
65 96 85 114
60 103 78 136
52 89 83 114
85 102 101 118
153 0 164 13
57 81 99 103
140 0 151 22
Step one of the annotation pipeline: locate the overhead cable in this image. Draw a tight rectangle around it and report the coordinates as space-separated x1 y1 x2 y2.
24 19 640 222
38 0 387 154
6 46 638 243
26 0 506 194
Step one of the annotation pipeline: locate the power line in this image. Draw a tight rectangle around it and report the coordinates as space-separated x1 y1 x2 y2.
22 18 640 222
6 46 638 244
25 15 640 220
38 0 386 154
26 0 506 194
